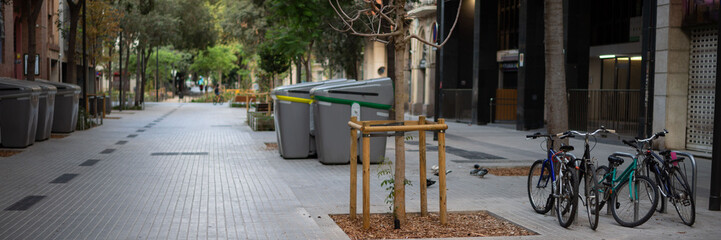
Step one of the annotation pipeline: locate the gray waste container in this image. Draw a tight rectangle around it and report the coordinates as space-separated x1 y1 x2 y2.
310 77 394 164
0 78 41 148
36 79 80 133
24 81 57 141
272 79 354 159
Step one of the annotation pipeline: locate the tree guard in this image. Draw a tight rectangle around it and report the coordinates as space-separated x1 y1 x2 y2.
348 116 448 229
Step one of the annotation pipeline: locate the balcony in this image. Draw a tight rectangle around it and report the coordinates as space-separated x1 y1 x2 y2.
408 0 436 18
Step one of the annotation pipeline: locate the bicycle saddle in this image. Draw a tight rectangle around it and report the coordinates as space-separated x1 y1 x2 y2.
559 145 574 152
608 155 624 166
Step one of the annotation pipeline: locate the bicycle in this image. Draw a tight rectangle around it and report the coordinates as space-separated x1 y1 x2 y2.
564 127 615 230
526 132 579 228
213 94 225 105
624 130 695 226
595 150 659 227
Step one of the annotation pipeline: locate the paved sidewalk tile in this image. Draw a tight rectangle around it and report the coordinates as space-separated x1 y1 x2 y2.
0 102 717 240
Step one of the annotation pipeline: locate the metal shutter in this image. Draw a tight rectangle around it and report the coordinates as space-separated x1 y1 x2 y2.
686 27 716 152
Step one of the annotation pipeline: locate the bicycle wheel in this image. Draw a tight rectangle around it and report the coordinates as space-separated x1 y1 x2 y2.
220 96 225 105
669 167 695 226
610 175 658 227
583 163 600 230
528 160 554 214
556 167 578 228
594 165 610 213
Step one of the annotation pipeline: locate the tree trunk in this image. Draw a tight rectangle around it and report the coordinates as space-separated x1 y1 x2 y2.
124 38 131 100
66 0 83 84
135 47 142 106
305 41 314 82
23 0 44 81
107 44 113 95
544 0 568 143
140 48 152 104
392 6 409 225
295 59 302 83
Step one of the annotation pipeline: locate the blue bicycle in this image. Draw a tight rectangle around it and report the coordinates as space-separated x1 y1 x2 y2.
526 132 578 228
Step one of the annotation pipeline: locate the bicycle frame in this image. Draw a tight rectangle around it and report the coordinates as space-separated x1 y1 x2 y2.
601 153 638 199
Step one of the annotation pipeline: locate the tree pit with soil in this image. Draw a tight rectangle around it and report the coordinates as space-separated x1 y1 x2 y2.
331 211 535 239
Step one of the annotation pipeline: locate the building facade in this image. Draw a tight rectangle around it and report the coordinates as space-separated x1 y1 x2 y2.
407 0 438 117
435 0 716 153
1 0 60 81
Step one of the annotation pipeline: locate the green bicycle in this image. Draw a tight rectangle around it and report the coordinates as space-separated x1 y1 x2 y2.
595 152 659 227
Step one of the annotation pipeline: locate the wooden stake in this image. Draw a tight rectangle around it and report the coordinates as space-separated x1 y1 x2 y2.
419 116 428 216
438 118 447 224
350 116 358 219
362 124 371 230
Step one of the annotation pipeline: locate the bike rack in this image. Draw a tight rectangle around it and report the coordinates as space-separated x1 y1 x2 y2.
672 151 697 205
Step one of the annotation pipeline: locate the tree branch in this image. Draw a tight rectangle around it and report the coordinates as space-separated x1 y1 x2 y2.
403 0 462 48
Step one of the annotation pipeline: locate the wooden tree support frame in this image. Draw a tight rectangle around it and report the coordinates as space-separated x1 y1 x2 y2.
239 92 271 116
348 116 448 229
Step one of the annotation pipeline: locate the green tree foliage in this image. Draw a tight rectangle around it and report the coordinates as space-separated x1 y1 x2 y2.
190 45 238 85
265 0 331 82
314 28 364 80
258 43 290 90
219 0 267 51
174 0 217 51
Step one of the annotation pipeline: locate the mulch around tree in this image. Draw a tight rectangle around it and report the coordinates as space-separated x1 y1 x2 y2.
50 134 69 139
487 166 531 176
264 142 278 151
0 150 22 158
331 211 535 239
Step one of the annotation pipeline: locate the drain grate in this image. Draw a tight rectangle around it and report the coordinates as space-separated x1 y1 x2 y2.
116 141 128 145
151 152 179 156
127 134 138 138
136 129 145 132
445 146 504 159
211 125 232 127
144 125 152 128
50 174 79 183
181 152 209 155
101 149 116 154
151 152 209 156
79 159 100 166
5 196 46 211
407 145 503 159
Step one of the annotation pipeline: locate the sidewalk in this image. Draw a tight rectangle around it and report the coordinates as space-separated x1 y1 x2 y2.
0 103 717 239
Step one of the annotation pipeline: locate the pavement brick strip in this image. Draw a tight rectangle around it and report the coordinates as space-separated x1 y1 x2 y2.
0 103 716 239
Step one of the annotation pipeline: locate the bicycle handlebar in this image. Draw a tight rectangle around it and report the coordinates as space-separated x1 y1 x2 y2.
525 132 573 139
634 129 669 143
567 126 616 138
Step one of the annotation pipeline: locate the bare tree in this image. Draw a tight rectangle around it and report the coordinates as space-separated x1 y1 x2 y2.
544 0 568 142
329 0 461 225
